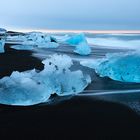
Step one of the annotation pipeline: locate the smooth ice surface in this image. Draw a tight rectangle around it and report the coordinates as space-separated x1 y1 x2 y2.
0 54 91 106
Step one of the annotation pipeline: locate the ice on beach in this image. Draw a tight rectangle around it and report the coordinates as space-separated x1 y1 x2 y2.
0 28 6 53
0 28 6 34
0 54 91 106
74 41 91 55
0 40 5 53
7 32 91 55
65 33 91 55
80 51 140 83
7 32 59 49
25 32 59 48
66 33 87 45
95 52 140 83
82 52 140 83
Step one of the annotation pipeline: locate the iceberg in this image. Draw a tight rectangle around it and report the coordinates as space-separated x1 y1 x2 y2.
80 52 140 83
95 52 140 83
0 54 91 106
65 33 91 55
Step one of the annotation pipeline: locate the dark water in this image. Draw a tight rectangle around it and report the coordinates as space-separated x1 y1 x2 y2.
0 33 140 139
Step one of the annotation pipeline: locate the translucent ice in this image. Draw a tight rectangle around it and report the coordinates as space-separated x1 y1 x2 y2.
65 33 91 55
95 52 140 83
0 54 91 106
0 28 6 53
66 33 87 45
0 39 5 53
80 52 140 83
74 41 91 55
7 32 59 49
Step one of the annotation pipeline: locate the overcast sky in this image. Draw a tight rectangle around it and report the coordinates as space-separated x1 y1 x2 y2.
0 0 140 30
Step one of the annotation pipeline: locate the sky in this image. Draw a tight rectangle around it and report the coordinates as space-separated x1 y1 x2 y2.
0 0 140 30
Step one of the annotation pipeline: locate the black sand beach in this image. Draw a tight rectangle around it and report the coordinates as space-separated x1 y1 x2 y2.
0 43 140 139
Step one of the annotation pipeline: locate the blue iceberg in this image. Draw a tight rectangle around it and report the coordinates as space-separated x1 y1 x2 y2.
80 52 140 83
0 54 91 106
66 33 87 45
95 52 140 83
65 33 91 55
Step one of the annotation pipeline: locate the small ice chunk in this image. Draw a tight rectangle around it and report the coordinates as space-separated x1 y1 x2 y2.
0 28 6 53
0 39 5 53
0 54 91 106
74 42 91 55
0 28 6 34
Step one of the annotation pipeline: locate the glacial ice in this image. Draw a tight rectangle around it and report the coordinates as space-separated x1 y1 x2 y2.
0 39 5 53
24 32 59 48
66 33 87 45
0 54 91 106
74 41 91 55
80 52 140 83
0 28 6 34
7 33 91 55
7 32 59 49
95 52 140 83
0 28 6 53
65 33 91 55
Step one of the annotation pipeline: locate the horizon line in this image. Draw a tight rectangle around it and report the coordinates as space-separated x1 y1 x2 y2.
7 28 140 34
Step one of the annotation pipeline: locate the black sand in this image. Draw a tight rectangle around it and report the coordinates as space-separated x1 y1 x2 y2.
0 43 140 139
